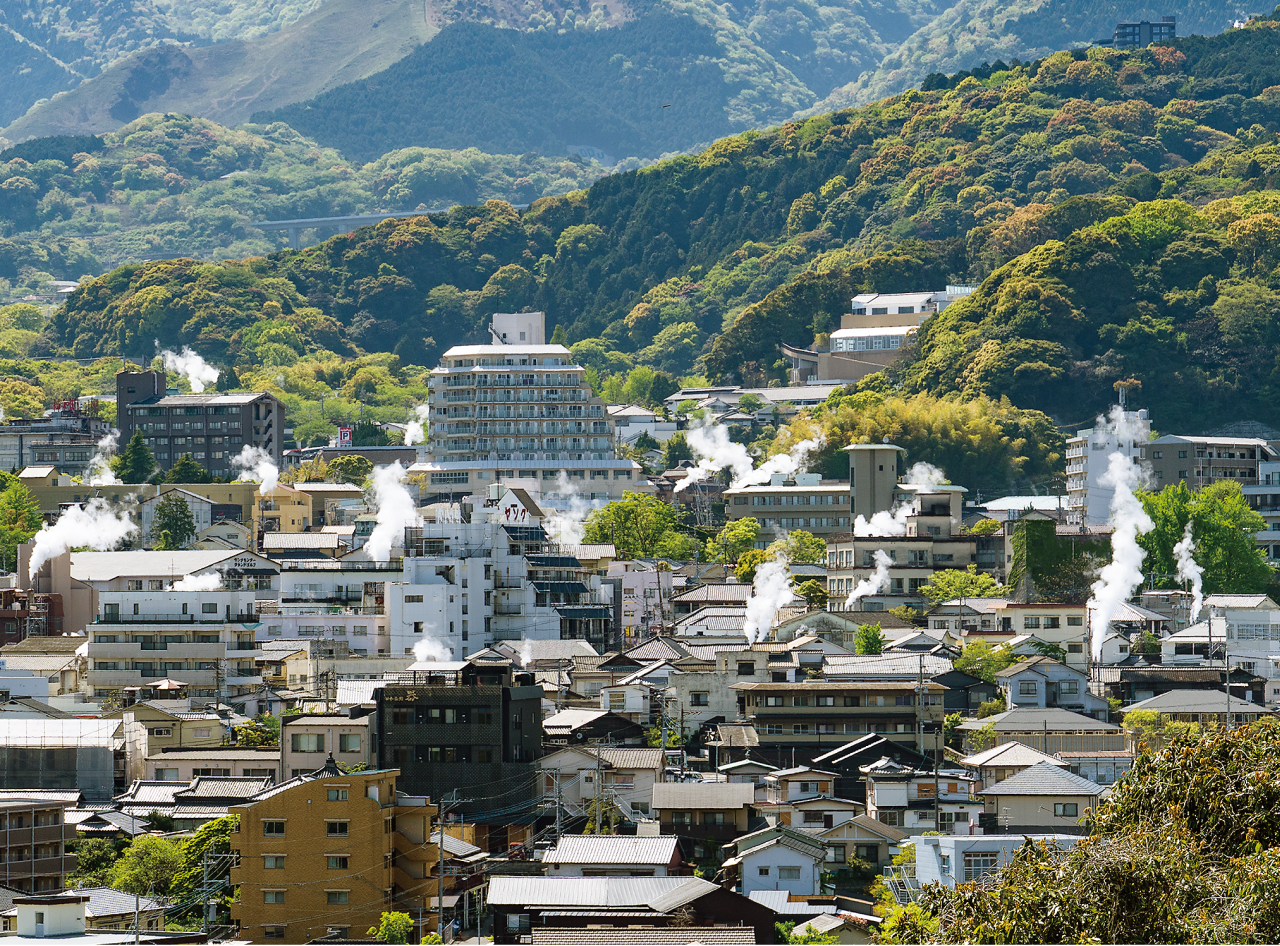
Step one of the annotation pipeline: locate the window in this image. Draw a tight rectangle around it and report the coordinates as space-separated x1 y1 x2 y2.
690 692 709 707
736 662 755 676
671 812 692 825
1023 616 1040 629
265 929 286 940
940 854 951 874
826 844 846 863
263 821 285 836
1054 803 1079 817
765 696 784 707
758 867 770 876
1067 616 1083 626
148 728 172 738
1019 681 1037 696
1061 680 1079 695
326 891 349 905
263 856 285 869
155 768 179 781
1044 616 1060 629
1067 643 1083 653
404 595 423 603
327 789 349 801
327 856 349 870
703 812 725 825
963 852 999 882
263 891 285 904
127 580 143 591
778 867 801 880
291 733 323 753
326 821 349 836
339 734 361 753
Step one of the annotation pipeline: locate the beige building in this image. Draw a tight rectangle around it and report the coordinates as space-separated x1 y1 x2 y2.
109 702 226 782
724 474 852 547
981 762 1105 831
1146 435 1276 489
147 746 282 782
229 763 438 943
281 713 375 779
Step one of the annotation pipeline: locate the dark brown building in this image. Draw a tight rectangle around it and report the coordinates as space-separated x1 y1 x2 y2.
0 799 77 892
116 370 284 479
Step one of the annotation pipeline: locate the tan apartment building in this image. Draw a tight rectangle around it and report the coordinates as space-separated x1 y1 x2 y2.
723 474 852 548
281 713 375 779
109 702 226 782
0 799 77 893
147 747 282 782
229 763 438 943
1146 435 1276 489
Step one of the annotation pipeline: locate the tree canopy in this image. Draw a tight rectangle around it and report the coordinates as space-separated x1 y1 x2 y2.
583 492 695 560
111 431 155 484
165 453 212 484
920 565 1008 604
151 492 197 549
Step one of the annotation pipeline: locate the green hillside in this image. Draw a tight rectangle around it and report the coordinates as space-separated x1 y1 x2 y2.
32 14 1280 441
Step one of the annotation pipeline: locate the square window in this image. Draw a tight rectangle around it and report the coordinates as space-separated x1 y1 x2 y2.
326 821 349 836
263 891 285 904
758 867 770 876
264 856 284 869
327 856 349 870
262 821 285 836
326 891 349 905
778 867 801 880
327 789 348 801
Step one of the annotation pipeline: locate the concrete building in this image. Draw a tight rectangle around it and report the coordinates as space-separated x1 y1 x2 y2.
861 757 978 833
281 712 375 778
413 312 642 505
980 762 1105 832
997 657 1110 717
913 833 1082 888
539 746 663 819
229 762 439 943
720 824 827 896
1112 14 1175 48
138 489 213 546
0 797 78 892
145 746 282 782
1146 435 1275 490
0 410 113 478
1065 409 1150 526
724 474 852 547
116 369 285 479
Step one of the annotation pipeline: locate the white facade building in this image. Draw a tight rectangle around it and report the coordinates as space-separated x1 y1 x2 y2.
1065 409 1150 526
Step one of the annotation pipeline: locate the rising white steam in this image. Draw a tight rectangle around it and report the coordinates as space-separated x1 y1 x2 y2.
413 632 452 663
519 638 535 669
28 499 137 580
736 434 826 487
158 345 220 393
1174 521 1205 624
846 549 893 608
367 462 422 563
545 470 591 547
1086 408 1152 659
232 445 279 493
903 461 947 488
675 423 754 493
852 505 912 537
88 430 121 486
172 572 222 591
742 557 794 644
404 404 431 446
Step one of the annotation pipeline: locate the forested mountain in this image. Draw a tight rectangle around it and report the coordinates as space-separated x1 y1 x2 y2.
0 115 610 285
34 14 1280 440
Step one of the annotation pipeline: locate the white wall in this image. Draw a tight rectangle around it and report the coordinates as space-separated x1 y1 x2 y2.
741 846 821 896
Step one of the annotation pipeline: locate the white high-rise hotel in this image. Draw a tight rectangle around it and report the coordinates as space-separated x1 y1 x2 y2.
412 312 646 505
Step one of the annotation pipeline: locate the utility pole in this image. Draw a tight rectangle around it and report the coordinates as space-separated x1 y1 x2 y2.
916 657 924 756
437 790 457 940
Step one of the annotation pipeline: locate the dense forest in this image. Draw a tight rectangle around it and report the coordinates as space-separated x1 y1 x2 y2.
25 13 1280 442
0 114 610 283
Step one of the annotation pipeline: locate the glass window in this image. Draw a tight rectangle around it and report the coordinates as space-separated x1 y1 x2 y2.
262 821 285 836
327 789 348 801
326 891 349 905
264 856 284 869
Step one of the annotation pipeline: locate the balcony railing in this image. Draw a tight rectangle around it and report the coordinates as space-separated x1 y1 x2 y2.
97 613 259 625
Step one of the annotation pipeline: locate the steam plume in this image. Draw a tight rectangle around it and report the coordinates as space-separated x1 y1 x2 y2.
1174 521 1205 624
845 549 892 608
367 462 422 562
742 557 794 644
1086 407 1152 658
413 632 452 663
519 639 535 668
850 460 952 536
29 499 137 580
232 445 279 493
545 470 591 547
736 434 826 487
404 404 431 446
88 430 121 486
158 345 220 393
172 572 222 591
675 423 754 493
903 461 947 488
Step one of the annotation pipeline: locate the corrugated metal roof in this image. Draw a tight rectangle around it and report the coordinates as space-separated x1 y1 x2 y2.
651 782 755 810
1126 689 1271 714
673 584 756 603
70 550 250 582
530 930 754 945
262 532 342 550
747 891 836 915
0 719 118 746
956 707 1118 732
487 875 715 909
824 654 953 677
543 709 609 731
546 835 678 865
586 747 664 770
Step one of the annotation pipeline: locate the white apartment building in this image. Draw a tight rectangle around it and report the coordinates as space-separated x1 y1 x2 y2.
608 562 674 646
412 312 644 506
1242 459 1280 562
1164 594 1280 705
1065 409 1150 526
265 562 395 655
86 588 264 709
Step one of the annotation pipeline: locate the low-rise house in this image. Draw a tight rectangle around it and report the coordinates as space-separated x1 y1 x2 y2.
651 782 756 863
997 657 1110 718
781 795 864 831
720 824 827 896
543 835 683 877
912 834 1083 889
114 775 274 829
281 712 374 778
862 757 979 833
955 707 1125 754
815 814 907 874
70 887 165 931
810 734 935 804
110 702 226 782
487 875 775 944
1124 689 1275 726
960 742 1066 791
792 910 882 944
542 709 644 746
717 759 776 784
980 762 1105 832
1100 665 1266 706
539 746 663 819
145 746 281 782
762 767 839 804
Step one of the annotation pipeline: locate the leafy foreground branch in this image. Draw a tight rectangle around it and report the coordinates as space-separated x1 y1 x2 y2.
878 718 1280 944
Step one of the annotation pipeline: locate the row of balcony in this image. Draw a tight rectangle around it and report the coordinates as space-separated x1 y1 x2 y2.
97 612 260 625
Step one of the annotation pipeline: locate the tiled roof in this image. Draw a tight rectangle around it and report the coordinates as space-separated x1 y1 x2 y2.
961 742 1066 769
115 781 186 805
651 782 755 810
546 835 679 865
487 875 718 909
1 636 85 654
983 762 1107 797
824 654 953 676
956 707 1118 732
77 887 164 917
583 747 664 770
174 776 274 798
709 723 759 748
530 931 754 945
672 584 756 603
1126 689 1272 715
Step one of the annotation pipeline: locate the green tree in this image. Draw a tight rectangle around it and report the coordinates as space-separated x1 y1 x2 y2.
109 835 183 895
663 432 693 469
919 565 1007 603
704 518 761 564
1139 480 1272 594
766 529 826 565
1028 639 1067 662
736 548 768 583
328 454 374 485
234 723 276 747
968 517 1001 535
583 492 681 560
854 622 886 655
954 641 1016 683
738 393 766 413
151 491 197 549
111 431 155 484
369 912 414 944
68 838 124 887
652 531 700 559
171 817 237 907
795 578 828 610
0 482 43 569
164 453 212 484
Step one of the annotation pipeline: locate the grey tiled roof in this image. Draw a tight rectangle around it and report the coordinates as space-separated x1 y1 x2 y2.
983 762 1107 797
